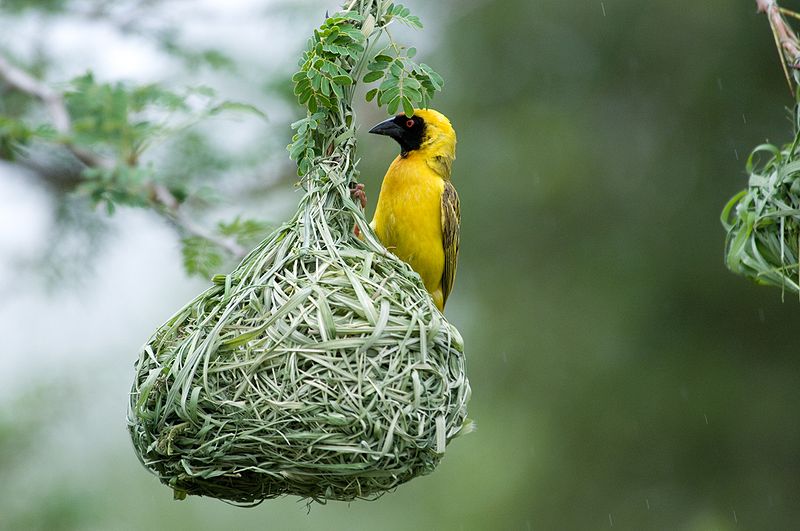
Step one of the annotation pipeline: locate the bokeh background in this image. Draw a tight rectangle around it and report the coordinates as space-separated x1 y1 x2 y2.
2 0 800 529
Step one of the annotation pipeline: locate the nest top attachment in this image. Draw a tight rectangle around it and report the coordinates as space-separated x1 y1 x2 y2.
128 1 471 504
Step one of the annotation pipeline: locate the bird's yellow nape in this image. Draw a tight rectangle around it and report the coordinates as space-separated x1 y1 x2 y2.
409 109 456 179
409 108 456 157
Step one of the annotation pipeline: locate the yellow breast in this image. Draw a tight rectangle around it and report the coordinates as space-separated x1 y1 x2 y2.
371 153 445 296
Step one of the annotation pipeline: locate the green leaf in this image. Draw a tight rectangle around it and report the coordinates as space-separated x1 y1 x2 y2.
405 77 421 90
379 77 397 91
332 74 353 86
331 81 344 99
381 86 400 103
218 217 270 246
181 236 224 278
404 86 422 103
0 117 38 160
387 3 423 28
208 101 266 119
387 96 401 115
363 71 384 83
367 61 389 71
316 92 332 108
402 96 414 117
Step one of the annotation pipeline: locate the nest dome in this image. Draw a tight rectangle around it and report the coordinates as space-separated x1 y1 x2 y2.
128 201 471 502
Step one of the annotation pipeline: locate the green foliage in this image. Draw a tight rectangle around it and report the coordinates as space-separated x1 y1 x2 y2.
287 11 365 176
291 13 366 115
0 66 58 159
287 3 443 176
157 131 236 197
0 80 39 119
288 111 327 176
76 165 153 214
66 73 159 158
181 236 225 278
0 0 441 281
159 33 238 72
385 3 422 29
0 116 51 160
181 218 270 278
0 0 67 13
64 73 263 165
217 216 271 247
207 100 265 119
363 53 443 115
0 56 269 277
58 73 269 274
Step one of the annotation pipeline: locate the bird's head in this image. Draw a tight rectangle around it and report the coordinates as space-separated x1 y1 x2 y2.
368 108 456 162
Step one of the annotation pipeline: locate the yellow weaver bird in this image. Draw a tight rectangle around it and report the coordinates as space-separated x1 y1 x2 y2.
356 109 460 311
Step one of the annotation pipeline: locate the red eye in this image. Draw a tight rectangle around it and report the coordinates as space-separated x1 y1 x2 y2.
406 119 414 128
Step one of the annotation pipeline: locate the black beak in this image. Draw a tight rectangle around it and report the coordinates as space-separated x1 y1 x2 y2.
369 117 403 139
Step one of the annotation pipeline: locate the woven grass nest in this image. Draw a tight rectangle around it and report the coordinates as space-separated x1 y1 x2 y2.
128 1 471 505
722 105 800 295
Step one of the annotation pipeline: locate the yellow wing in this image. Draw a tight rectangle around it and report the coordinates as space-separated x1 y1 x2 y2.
440 180 461 307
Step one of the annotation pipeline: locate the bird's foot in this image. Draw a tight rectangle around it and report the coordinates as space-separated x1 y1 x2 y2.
350 183 367 238
350 182 367 208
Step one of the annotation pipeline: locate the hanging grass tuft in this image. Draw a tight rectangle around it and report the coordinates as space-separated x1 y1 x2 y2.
127 0 472 504
722 120 800 294
722 1 800 296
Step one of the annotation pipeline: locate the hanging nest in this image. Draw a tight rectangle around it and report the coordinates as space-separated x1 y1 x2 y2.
722 109 800 295
127 1 471 505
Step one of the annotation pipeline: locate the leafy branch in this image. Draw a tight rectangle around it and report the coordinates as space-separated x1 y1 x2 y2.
363 44 443 116
0 0 445 279
0 52 267 276
287 2 445 178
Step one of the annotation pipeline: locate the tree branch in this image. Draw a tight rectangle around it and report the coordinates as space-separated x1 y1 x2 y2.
0 53 247 261
0 55 69 133
149 183 246 258
0 54 105 168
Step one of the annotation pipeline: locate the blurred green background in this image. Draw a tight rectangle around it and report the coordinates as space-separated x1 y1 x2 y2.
2 0 800 529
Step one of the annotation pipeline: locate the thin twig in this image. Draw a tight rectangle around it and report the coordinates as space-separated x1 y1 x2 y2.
149 183 246 257
0 55 69 133
757 0 800 93
0 53 247 260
